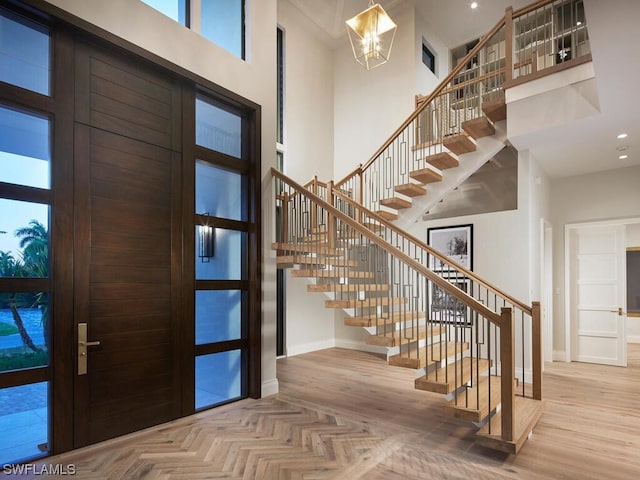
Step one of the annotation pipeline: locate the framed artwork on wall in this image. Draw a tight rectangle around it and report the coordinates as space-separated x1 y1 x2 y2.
430 277 471 325
427 224 473 271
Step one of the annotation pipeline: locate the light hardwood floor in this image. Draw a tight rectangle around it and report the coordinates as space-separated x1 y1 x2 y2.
15 345 640 479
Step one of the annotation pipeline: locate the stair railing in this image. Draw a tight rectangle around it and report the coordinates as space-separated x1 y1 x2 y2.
328 185 542 402
335 15 508 214
274 168 518 441
335 0 591 214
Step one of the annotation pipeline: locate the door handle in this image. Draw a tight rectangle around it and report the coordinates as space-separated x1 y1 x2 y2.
78 323 101 375
609 308 624 316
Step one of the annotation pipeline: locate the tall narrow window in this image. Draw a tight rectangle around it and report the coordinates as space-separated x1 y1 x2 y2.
277 27 284 145
194 94 249 410
276 27 286 357
0 10 52 465
0 113 51 465
201 0 245 59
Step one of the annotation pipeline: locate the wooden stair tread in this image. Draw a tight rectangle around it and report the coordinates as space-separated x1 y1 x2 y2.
380 197 412 210
292 269 374 279
475 396 546 454
410 168 443 185
425 152 459 170
443 375 502 423
395 183 427 197
277 256 356 268
326 297 408 309
271 242 344 256
309 284 389 293
461 116 495 139
376 210 398 221
366 325 443 348
346 311 425 328
482 95 506 123
415 357 491 394
389 341 469 370
443 134 476 155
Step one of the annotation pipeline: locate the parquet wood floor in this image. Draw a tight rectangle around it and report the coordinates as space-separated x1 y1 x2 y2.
14 344 640 479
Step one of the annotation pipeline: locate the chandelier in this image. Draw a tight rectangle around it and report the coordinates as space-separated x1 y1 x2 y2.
346 1 397 70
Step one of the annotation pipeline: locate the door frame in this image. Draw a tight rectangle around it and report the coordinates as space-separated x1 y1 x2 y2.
540 218 553 363
564 217 640 362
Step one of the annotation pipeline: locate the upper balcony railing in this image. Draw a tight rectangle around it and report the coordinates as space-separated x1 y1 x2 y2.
335 0 591 214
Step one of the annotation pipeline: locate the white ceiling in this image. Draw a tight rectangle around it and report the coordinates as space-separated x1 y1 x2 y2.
287 0 640 179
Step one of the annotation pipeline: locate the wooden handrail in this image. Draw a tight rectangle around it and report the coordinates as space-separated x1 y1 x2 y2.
331 187 533 315
272 168 502 326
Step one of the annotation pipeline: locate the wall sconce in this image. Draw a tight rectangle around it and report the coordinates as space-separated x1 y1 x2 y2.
198 216 215 262
346 1 397 70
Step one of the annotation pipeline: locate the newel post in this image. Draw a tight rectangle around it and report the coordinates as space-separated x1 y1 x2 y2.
311 176 318 229
532 301 543 400
505 6 513 82
358 164 364 209
327 181 336 250
500 307 515 442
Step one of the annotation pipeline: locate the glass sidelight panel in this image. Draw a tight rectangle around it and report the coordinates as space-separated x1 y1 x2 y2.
196 97 242 158
0 200 49 278
195 350 242 409
0 382 48 464
195 290 242 344
195 227 246 280
0 9 50 95
0 293 49 372
196 161 246 221
0 106 50 190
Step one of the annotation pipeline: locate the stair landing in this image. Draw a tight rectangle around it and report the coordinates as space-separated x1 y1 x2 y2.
475 396 545 454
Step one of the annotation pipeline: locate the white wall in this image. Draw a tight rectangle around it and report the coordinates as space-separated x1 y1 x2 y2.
333 2 416 181
43 0 280 396
277 1 334 184
277 1 336 355
550 165 640 354
408 152 531 302
414 8 450 97
528 153 552 302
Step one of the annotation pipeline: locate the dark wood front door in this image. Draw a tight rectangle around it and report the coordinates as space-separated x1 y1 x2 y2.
72 42 182 447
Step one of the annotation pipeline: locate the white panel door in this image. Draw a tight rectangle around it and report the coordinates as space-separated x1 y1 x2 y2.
571 224 626 366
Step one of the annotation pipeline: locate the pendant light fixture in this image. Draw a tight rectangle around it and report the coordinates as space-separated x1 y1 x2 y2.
346 1 397 70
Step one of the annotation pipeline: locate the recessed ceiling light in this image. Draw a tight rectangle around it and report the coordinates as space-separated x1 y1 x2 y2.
619 154 628 160
617 133 628 139
471 2 478 9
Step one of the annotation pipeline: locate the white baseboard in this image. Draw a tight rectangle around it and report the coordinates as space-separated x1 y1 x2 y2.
553 349 568 362
261 378 279 397
627 335 640 344
334 339 389 356
286 339 336 357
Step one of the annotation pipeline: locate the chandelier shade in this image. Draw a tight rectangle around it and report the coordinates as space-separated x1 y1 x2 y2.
346 2 397 70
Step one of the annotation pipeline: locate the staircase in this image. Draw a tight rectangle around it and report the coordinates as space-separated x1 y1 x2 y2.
273 172 543 454
272 0 592 455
